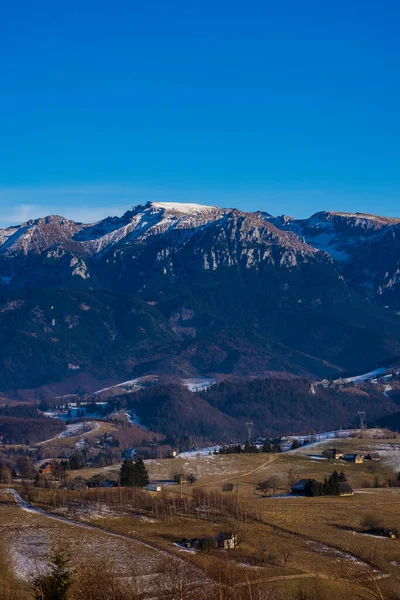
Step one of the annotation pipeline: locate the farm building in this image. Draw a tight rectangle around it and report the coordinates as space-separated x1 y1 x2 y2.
101 480 118 488
179 532 238 552
343 453 363 463
166 450 178 458
146 483 162 492
364 453 381 461
215 532 238 550
291 479 316 495
122 448 136 459
338 482 354 496
38 462 53 476
322 448 343 460
180 537 214 551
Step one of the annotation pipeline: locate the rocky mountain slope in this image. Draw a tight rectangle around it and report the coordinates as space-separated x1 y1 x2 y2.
264 211 400 311
1 202 400 392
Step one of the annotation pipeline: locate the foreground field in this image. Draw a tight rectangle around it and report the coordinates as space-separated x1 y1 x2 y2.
3 433 400 599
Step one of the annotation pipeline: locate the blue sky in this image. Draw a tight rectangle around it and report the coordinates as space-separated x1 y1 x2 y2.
1 0 399 226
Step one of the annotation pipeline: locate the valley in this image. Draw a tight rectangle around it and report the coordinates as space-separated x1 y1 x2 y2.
2 429 400 599
1 203 400 599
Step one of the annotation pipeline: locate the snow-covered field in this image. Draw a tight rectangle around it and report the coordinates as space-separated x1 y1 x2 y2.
37 421 98 446
122 409 148 429
333 367 392 385
0 488 197 590
94 378 144 394
181 377 216 392
178 445 221 459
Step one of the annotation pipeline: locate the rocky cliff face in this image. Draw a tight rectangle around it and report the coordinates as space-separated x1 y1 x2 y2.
264 211 400 311
0 202 399 391
0 203 329 292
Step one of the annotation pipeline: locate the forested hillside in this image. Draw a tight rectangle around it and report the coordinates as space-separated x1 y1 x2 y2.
123 379 399 440
1 203 400 392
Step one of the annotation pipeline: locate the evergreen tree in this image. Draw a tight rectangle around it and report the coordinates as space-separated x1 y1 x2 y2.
132 458 150 487
30 548 73 600
323 470 340 495
120 459 135 487
304 479 323 497
322 475 332 495
261 439 271 453
330 470 340 495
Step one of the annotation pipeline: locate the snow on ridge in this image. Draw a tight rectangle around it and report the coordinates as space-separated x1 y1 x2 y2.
150 202 218 214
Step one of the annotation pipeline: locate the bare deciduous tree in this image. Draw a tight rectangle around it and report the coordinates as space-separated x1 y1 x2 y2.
256 475 279 497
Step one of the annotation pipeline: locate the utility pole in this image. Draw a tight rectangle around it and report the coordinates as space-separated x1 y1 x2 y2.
245 422 254 443
357 411 366 430
236 483 240 503
180 474 183 499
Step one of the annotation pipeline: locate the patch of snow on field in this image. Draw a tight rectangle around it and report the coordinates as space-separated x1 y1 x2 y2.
37 421 98 445
368 443 400 471
334 367 391 384
269 494 307 499
95 379 141 394
10 529 49 581
181 378 216 392
123 410 148 429
306 541 370 568
173 542 196 554
178 446 221 458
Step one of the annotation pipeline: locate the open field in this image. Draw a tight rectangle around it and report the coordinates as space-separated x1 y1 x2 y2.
3 432 400 599
37 420 118 456
0 488 200 600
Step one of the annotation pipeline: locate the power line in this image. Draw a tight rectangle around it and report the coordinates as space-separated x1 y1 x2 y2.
357 411 366 430
245 421 254 442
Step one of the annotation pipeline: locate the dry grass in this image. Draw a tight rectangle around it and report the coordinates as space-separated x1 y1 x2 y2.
38 420 118 456
3 434 400 599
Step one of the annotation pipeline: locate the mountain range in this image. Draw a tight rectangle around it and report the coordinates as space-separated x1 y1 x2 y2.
1 201 400 394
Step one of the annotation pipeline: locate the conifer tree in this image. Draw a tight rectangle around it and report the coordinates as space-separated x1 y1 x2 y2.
261 439 271 453
120 458 135 487
30 548 73 600
132 458 150 487
272 443 282 453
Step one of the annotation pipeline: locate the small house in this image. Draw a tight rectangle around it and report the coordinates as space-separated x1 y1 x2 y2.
322 448 343 460
180 537 214 551
101 480 118 488
364 453 381 462
215 532 237 550
146 483 162 492
338 482 354 496
291 479 315 495
38 462 53 476
343 453 363 464
166 450 178 459
122 448 136 460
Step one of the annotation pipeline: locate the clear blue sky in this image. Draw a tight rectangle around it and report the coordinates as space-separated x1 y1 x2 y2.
1 0 399 226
